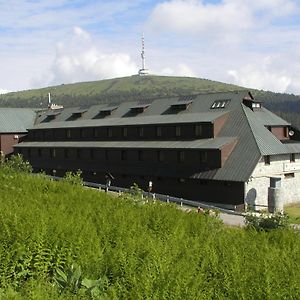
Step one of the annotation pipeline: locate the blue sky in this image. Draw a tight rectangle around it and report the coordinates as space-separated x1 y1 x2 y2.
1 0 300 94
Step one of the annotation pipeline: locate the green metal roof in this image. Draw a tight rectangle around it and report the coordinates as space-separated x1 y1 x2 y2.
31 111 227 130
243 106 292 155
16 137 235 150
34 91 247 126
17 90 300 183
0 108 36 133
193 103 297 182
253 107 290 126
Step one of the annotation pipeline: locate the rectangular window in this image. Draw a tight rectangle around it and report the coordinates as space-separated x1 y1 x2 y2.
105 150 109 160
211 100 230 109
121 150 127 161
93 128 99 138
90 149 94 160
290 153 295 162
107 128 113 138
264 155 270 165
157 150 164 162
50 148 56 158
138 127 144 137
252 102 261 108
200 151 208 163
175 126 181 137
80 128 85 138
66 129 71 139
285 173 295 178
38 148 42 158
123 127 128 137
178 151 185 163
28 148 32 157
77 149 81 159
156 126 162 137
195 124 203 137
64 148 69 159
138 150 144 161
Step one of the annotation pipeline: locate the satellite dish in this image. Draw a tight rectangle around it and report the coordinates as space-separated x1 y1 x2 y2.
289 130 295 136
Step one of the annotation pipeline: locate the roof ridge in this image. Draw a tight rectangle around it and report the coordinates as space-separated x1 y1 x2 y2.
241 104 263 156
242 104 289 155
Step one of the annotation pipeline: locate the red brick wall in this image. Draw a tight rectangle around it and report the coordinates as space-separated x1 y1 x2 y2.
214 113 229 137
0 134 26 155
221 139 238 167
271 127 289 141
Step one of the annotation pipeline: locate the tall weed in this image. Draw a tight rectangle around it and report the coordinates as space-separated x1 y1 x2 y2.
0 170 299 299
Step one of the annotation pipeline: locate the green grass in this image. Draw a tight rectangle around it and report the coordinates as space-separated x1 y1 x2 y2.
285 204 300 224
0 75 245 108
0 168 300 299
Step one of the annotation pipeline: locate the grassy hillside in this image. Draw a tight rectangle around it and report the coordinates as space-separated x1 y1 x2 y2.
0 75 246 108
0 162 300 299
1 74 300 127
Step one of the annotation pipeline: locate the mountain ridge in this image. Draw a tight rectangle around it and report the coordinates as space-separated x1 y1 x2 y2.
0 75 299 126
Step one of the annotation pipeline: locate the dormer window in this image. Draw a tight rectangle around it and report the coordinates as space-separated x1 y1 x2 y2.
171 100 193 111
68 108 87 120
42 110 61 122
130 104 150 114
98 106 118 117
211 99 230 109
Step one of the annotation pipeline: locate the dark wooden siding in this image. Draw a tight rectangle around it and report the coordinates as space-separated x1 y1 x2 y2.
26 123 215 142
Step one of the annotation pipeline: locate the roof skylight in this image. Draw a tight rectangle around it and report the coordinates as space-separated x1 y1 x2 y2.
211 99 230 109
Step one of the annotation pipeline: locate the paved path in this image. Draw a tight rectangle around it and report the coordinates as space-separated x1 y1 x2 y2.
219 213 245 227
181 205 246 227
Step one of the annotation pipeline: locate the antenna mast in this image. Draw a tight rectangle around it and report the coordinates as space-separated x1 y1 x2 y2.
48 93 51 108
138 33 149 76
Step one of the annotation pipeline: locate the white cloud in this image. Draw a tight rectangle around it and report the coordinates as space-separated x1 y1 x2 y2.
0 89 11 94
159 63 197 77
148 0 253 35
39 27 138 86
227 57 292 93
73 26 91 40
148 0 299 36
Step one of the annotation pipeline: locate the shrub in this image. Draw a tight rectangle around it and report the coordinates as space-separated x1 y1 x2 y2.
1 154 32 173
245 212 289 231
121 183 145 203
63 170 83 186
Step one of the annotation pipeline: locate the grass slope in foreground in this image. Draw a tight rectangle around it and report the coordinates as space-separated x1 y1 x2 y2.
0 168 299 299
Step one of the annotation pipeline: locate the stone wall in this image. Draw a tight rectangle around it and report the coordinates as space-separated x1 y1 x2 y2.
245 154 300 210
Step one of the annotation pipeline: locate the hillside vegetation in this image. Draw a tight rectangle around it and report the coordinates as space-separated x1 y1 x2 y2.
1 74 300 126
0 75 243 108
0 160 300 299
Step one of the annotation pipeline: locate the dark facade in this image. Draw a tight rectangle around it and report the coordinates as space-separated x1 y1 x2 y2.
15 91 300 208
